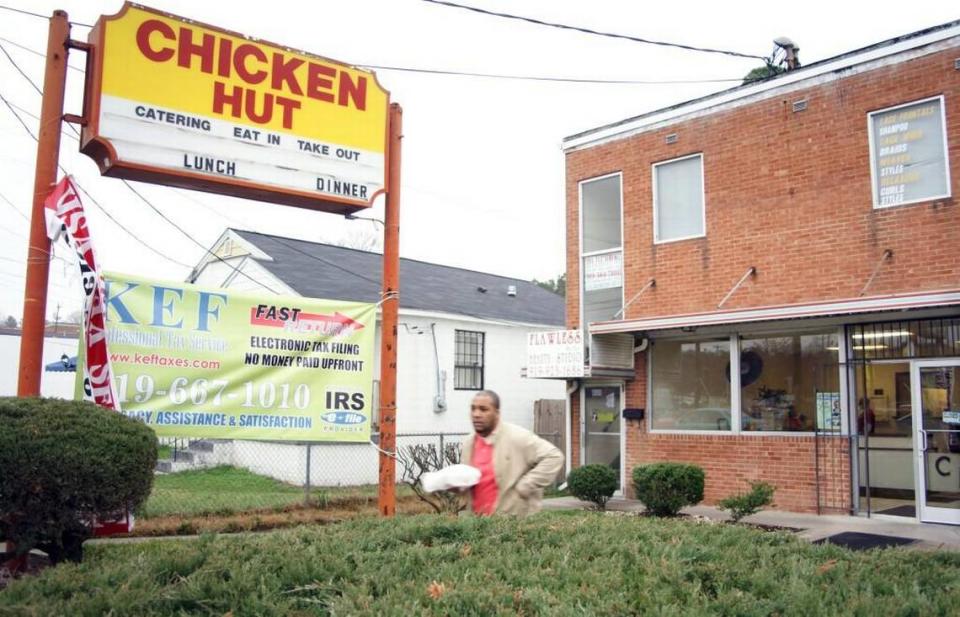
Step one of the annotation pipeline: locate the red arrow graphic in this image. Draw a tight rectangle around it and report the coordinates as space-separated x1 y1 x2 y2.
250 308 364 334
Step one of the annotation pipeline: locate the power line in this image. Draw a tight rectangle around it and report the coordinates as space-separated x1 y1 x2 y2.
118 181 282 294
0 40 42 96
0 4 48 21
0 36 85 73
0 27 746 86
0 4 92 27
0 87 195 269
1 88 282 292
0 89 37 137
0 46 286 293
358 63 742 84
0 187 29 222
264 235 383 286
1 37 385 294
420 0 768 61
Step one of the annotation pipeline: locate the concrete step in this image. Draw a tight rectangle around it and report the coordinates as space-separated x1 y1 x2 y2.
155 459 209 474
188 440 216 453
167 450 196 464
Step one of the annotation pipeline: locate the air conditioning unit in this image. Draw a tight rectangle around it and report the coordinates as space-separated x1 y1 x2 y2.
590 333 635 369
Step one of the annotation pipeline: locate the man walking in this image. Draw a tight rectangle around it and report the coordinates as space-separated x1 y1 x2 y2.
462 390 564 516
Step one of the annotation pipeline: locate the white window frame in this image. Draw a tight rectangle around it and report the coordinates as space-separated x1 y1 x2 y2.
648 326 847 436
652 152 706 244
578 172 624 333
646 335 736 435
867 95 951 210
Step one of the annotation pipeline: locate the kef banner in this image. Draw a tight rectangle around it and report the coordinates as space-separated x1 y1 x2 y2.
100 272 376 442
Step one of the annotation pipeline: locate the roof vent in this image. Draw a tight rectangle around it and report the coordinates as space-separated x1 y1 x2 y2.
792 99 808 113
507 285 517 297
665 133 678 144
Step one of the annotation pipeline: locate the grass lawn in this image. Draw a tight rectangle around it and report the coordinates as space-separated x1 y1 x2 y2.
143 466 318 518
3 512 959 616
140 465 415 520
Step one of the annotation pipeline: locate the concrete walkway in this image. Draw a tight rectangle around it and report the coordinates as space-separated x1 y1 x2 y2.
542 497 960 551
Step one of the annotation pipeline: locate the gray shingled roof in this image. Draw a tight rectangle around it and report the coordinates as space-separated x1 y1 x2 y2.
232 230 564 326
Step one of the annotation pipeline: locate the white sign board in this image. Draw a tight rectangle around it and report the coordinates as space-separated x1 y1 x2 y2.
584 252 622 291
526 330 584 378
81 4 388 214
869 96 951 209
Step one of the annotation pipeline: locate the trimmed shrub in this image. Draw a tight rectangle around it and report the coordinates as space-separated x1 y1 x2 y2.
632 463 705 516
718 481 776 523
567 464 617 510
0 397 157 563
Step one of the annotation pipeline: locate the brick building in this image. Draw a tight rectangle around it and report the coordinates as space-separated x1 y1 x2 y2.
561 21 960 523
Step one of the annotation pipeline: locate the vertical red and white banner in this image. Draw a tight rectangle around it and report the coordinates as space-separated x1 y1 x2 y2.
44 176 120 411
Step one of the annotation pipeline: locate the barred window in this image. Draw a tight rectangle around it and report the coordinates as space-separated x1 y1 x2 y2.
455 330 485 390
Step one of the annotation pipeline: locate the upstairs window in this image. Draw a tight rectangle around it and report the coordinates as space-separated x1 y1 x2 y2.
653 153 705 243
869 96 951 209
580 173 623 329
454 330 484 390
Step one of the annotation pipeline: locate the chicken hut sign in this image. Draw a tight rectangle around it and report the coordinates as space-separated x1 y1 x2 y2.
80 3 388 213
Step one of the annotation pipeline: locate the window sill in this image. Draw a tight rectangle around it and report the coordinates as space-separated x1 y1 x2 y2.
653 232 706 245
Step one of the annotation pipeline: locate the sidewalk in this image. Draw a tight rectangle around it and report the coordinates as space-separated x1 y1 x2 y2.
542 497 960 551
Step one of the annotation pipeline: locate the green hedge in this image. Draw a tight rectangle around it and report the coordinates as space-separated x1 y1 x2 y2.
567 464 618 510
632 462 705 516
719 481 777 522
3 513 960 615
0 397 157 562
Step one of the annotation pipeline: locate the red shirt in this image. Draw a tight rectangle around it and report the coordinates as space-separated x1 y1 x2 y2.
471 435 498 515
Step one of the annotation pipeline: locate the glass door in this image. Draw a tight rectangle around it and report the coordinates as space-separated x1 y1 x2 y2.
913 360 960 525
583 384 622 488
855 362 915 517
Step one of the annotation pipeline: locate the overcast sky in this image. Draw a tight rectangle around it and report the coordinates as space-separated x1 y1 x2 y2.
0 0 957 323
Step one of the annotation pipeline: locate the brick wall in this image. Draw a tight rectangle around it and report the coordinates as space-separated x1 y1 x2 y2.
565 47 960 324
617 355 850 513
564 41 957 514
625 430 852 514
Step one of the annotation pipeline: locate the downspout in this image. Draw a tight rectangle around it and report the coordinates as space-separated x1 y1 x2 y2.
430 323 447 413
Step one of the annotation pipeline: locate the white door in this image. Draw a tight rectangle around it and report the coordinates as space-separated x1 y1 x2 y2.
913 359 960 525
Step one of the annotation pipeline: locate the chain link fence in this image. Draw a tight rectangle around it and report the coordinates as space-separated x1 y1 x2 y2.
150 431 563 519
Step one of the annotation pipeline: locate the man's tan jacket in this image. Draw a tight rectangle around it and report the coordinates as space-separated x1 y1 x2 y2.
462 421 565 516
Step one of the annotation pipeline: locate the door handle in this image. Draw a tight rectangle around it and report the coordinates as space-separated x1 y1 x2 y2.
920 430 928 452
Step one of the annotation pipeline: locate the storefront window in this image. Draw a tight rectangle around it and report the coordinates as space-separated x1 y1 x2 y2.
651 339 731 430
739 332 839 432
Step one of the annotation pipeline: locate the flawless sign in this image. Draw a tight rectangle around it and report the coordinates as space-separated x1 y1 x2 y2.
80 3 388 213
526 330 584 378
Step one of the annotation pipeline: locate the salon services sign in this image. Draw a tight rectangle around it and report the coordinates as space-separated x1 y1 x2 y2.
82 272 376 442
80 3 388 213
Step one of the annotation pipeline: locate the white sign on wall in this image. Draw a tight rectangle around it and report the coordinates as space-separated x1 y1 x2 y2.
526 330 584 378
869 96 951 209
583 252 622 291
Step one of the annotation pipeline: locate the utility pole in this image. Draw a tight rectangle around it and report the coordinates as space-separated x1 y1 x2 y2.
377 103 402 517
18 12 70 396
